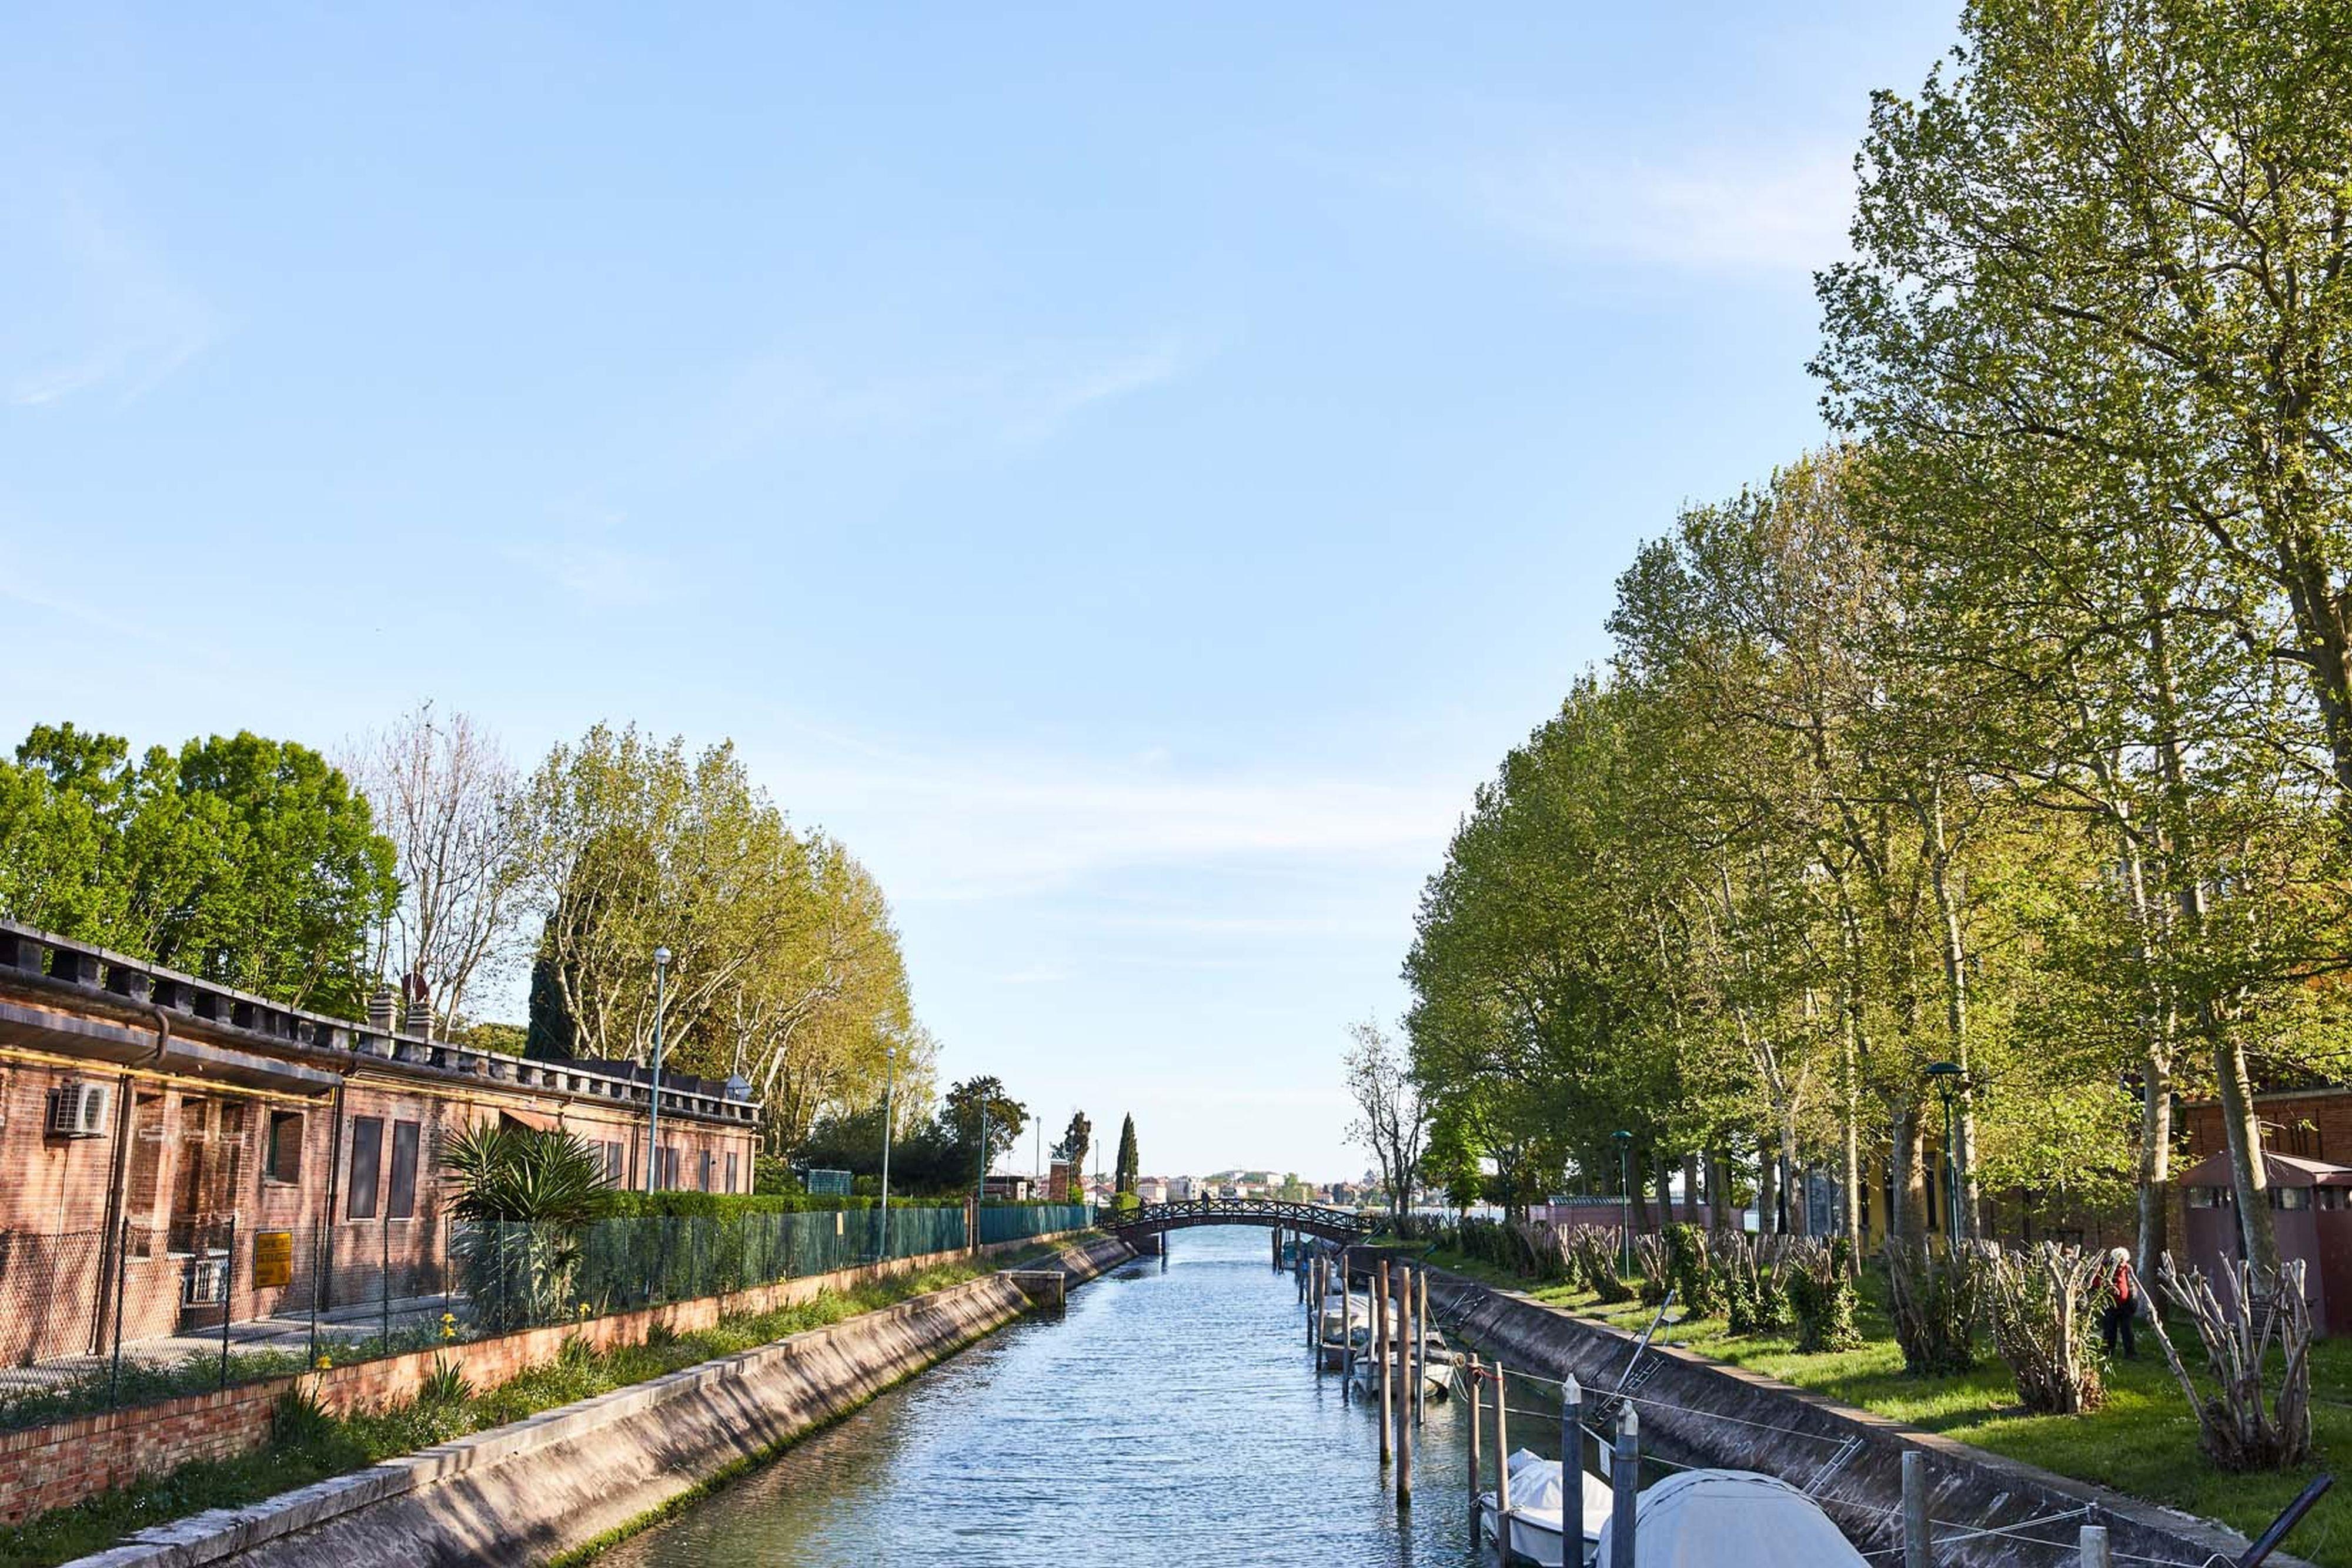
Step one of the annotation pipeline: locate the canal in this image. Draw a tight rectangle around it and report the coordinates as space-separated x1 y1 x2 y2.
600 1227 1528 1566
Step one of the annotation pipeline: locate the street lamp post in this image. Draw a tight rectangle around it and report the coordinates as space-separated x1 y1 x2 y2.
1927 1062 1965 1247
878 1043 896 1260
644 947 671 1195
975 1102 990 1228
1613 1130 1633 1278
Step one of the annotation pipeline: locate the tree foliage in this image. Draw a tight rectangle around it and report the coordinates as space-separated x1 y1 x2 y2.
0 723 397 1013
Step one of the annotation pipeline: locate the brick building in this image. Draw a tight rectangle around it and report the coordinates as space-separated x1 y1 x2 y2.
0 918 759 1365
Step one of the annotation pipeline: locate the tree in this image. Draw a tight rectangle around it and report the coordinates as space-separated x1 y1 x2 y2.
1344 1020 1427 1224
1816 0 2352 818
1053 1111 1093 1200
1114 1114 1140 1195
0 723 397 1014
345 703 526 1037
1810 5 2352 1272
941 1076 1027 1176
511 722 919 1158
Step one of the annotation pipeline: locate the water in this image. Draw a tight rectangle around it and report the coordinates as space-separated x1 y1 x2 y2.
602 1228 1525 1567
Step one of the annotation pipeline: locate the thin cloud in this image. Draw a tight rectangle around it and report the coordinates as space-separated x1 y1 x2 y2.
1444 138 1855 277
5 179 226 407
746 733 1462 905
679 332 1204 470
500 514 687 610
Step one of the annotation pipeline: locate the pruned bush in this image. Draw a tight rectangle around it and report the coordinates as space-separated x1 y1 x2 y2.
1570 1225 1634 1303
1883 1239 1985 1376
1983 1242 2104 1414
2146 1254 2313 1470
1785 1236 1863 1353
1515 1221 1574 1283
1713 1232 1790 1336
1663 1223 1721 1316
1634 1233 1672 1306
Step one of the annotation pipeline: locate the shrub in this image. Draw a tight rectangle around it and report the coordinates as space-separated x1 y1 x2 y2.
2146 1253 2312 1469
1785 1237 1863 1353
1982 1242 2104 1414
1634 1234 1672 1307
1568 1226 1634 1303
1882 1239 1985 1376
1663 1223 1721 1316
1713 1232 1790 1336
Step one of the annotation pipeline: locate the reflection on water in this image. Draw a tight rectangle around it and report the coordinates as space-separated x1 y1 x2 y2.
600 1228 1504 1567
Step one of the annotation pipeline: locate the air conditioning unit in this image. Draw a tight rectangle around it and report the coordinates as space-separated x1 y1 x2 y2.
48 1080 110 1139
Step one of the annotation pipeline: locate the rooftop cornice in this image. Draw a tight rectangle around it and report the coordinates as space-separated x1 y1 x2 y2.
0 918 760 1129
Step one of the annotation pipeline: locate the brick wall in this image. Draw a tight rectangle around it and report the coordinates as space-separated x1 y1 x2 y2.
0 1228 1081 1525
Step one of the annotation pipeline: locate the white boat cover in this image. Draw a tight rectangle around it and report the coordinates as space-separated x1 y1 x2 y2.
1502 1449 1613 1539
1591 1470 1866 1567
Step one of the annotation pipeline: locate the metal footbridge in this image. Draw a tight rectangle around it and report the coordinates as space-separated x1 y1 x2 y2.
1104 1196 1375 1243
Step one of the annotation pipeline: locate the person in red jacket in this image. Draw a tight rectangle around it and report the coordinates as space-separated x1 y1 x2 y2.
2100 1246 2139 1359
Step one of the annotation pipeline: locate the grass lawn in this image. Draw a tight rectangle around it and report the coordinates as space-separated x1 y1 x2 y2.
0 1241 1088 1568
1424 1247 2352 1568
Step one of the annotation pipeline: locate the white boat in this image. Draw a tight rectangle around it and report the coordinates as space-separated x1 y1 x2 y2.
1478 1449 1613 1567
1589 1469 1868 1567
1347 1350 1451 1402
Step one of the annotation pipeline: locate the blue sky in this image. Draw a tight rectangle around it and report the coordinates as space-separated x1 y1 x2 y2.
1 4 1959 1179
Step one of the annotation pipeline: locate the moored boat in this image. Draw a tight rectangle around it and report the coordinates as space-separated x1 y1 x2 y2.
1477 1448 1613 1567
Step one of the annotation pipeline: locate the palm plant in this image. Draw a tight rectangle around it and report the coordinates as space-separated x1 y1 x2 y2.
445 1122 613 1330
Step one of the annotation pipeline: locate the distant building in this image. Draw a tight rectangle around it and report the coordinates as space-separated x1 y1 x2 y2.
1135 1176 1170 1203
1165 1175 1197 1200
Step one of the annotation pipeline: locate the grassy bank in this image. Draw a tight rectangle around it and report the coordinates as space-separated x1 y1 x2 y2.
1423 1246 2351 1568
0 1240 1091 1568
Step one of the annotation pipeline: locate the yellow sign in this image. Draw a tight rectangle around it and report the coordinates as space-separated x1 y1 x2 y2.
254 1230 294 1289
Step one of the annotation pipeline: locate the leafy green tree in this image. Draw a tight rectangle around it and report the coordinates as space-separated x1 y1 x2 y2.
0 723 397 1014
1053 1111 1093 1198
941 1075 1027 1177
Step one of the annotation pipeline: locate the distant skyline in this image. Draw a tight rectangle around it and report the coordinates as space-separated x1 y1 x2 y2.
1 4 1961 1175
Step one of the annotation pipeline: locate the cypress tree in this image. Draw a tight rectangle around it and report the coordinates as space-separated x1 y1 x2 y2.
1114 1113 1139 1195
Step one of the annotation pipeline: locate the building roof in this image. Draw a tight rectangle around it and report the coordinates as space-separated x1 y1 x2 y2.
0 918 759 1127
2176 1148 2352 1189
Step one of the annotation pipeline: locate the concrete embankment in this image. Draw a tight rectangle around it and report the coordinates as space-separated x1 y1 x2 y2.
1428 1267 2300 1568
74 1235 1134 1568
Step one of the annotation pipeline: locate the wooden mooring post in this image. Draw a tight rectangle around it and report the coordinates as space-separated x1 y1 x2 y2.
1609 1404 1639 1568
1392 1261 1413 1508
1492 1360 1511 1540
1902 1450 1930 1568
2078 1524 2110 1568
1341 1258 1355 1402
1465 1353 1483 1514
1415 1267 1429 1427
1375 1261 1393 1466
1563 1372 1583 1479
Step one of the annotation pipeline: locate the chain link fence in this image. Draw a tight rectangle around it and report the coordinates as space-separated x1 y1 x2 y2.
0 1203 975 1435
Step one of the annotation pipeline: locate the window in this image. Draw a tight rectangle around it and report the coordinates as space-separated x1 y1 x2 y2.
2188 1186 2225 1209
2318 1187 2345 1211
726 1151 739 1194
264 1111 303 1183
699 1150 713 1192
386 1121 420 1219
664 1145 681 1190
2273 1185 2311 1211
347 1117 383 1219
604 1141 625 1186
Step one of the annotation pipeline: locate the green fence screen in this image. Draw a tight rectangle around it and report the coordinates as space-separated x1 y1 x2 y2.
976 1203 1092 1245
